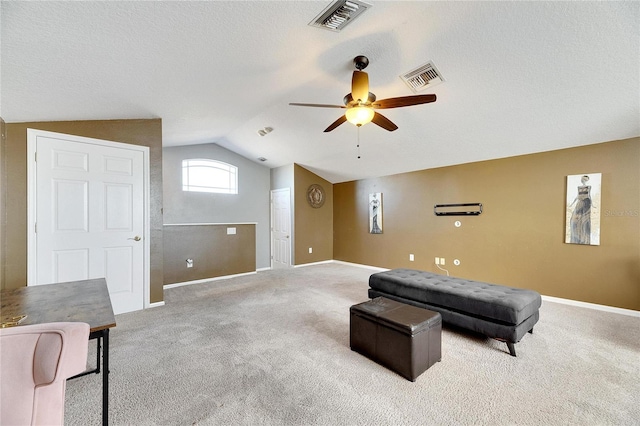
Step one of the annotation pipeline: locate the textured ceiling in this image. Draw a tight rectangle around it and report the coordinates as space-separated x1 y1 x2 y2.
2 1 639 183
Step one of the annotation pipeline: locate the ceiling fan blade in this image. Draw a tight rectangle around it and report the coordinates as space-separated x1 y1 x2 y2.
324 115 347 132
351 71 369 103
372 94 437 109
371 112 398 131
289 102 345 108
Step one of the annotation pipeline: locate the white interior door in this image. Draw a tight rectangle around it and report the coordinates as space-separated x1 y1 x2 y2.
28 129 148 315
271 188 291 269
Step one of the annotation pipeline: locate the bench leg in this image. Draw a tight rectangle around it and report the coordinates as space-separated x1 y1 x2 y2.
528 327 534 334
506 342 516 357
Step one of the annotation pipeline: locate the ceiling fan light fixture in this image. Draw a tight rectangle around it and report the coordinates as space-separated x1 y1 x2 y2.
345 106 374 126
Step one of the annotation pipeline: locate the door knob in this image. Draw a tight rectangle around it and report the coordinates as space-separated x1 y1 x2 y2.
128 236 141 241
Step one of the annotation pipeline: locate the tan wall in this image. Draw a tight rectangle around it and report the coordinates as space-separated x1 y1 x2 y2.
163 224 256 285
294 164 333 265
334 138 640 311
2 119 165 303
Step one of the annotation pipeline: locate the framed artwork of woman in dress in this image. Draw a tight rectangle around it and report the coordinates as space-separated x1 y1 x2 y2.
369 193 382 234
565 173 601 245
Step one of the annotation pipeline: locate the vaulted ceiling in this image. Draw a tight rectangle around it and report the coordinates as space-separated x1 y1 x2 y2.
2 1 638 183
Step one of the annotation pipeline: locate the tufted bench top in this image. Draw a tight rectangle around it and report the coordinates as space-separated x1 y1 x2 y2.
369 269 541 325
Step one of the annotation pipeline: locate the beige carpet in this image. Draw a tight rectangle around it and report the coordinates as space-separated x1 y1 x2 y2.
65 263 640 425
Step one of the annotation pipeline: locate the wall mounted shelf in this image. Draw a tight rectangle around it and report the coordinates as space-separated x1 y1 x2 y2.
434 203 483 216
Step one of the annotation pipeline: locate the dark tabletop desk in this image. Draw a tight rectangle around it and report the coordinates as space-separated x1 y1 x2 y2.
0 278 116 425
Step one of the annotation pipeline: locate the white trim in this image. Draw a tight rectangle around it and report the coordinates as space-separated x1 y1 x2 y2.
293 260 335 268
27 128 151 312
163 222 257 226
330 260 389 272
542 295 640 318
146 301 165 309
256 267 271 272
27 135 36 284
142 147 151 310
164 271 257 289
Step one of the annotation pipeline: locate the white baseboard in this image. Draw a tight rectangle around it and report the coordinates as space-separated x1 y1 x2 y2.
293 260 334 268
164 271 257 289
542 295 640 317
330 260 389 272
147 301 165 309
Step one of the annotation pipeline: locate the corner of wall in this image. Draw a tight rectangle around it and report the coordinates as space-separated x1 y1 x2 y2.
0 117 6 290
293 164 334 265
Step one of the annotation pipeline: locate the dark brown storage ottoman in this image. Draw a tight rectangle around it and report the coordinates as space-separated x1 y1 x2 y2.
350 297 442 381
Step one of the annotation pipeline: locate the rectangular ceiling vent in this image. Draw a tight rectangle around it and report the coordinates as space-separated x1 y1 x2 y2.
309 0 372 32
401 61 444 93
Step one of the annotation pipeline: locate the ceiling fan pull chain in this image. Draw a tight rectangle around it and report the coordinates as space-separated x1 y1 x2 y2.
357 125 361 159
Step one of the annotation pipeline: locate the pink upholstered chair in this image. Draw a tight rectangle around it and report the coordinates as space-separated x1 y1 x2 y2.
0 322 89 425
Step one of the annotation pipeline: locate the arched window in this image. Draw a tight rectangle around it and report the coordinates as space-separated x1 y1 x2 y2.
182 159 238 194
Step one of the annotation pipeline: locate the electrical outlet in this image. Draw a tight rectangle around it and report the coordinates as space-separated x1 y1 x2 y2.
308 247 313 254
435 257 440 265
409 254 414 261
441 258 445 265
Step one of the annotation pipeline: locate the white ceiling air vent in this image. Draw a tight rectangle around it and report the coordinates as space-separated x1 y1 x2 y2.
309 0 372 32
401 61 444 93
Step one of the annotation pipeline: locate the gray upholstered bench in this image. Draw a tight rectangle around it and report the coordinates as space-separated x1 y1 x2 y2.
368 269 541 356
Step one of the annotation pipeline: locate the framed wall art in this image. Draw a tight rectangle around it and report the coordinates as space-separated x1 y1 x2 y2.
565 173 601 245
369 193 382 234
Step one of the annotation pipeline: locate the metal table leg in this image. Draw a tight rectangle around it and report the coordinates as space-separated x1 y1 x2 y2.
102 328 109 425
70 330 109 425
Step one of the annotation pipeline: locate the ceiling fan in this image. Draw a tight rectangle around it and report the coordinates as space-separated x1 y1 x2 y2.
289 55 437 132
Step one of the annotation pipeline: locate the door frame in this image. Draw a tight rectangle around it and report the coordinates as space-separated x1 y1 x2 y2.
26 128 151 309
270 188 292 269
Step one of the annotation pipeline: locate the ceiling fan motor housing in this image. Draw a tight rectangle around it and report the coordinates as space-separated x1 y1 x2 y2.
343 92 376 106
354 55 369 70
